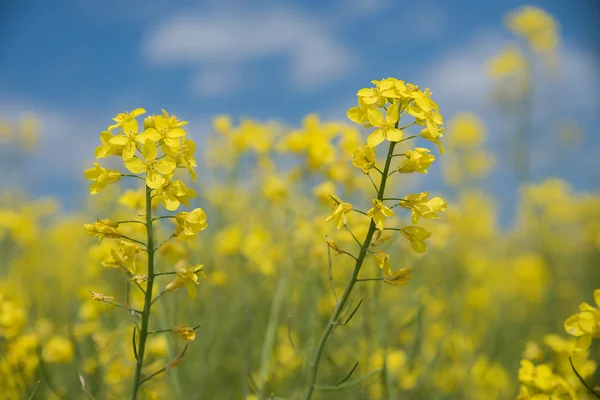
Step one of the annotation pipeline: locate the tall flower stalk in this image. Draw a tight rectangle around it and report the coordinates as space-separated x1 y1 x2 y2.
305 78 447 399
84 109 208 399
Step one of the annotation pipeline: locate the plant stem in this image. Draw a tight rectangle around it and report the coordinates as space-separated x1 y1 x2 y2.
130 184 155 400
256 223 293 399
304 141 396 400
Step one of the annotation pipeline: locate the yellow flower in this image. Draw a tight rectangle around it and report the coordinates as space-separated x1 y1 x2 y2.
262 175 288 203
398 148 435 174
400 192 447 223
213 115 232 134
367 199 395 230
146 336 168 357
84 219 121 242
215 225 241 255
89 291 114 302
131 274 148 285
312 181 336 204
325 195 352 230
159 180 196 211
366 106 403 147
137 113 187 152
175 208 208 236
374 78 409 99
352 145 376 173
325 236 344 255
400 226 432 253
108 119 141 160
124 140 177 189
107 108 146 132
165 263 207 299
94 131 124 158
165 138 198 181
42 335 74 364
373 250 391 275
505 6 558 52
173 325 197 341
83 162 121 194
346 97 371 126
101 241 142 274
384 267 413 286
564 288 600 350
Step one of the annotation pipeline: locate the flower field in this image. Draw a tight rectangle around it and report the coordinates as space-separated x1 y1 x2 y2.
0 4 598 400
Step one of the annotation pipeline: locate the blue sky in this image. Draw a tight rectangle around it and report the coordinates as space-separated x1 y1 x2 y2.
1 0 599 211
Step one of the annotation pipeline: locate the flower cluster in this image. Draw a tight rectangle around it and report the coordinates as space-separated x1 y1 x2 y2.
83 108 208 398
325 78 447 280
310 77 447 400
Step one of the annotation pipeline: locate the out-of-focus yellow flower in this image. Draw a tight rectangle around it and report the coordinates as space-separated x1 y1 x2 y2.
446 113 486 148
83 162 121 194
367 199 395 230
262 175 288 203
119 188 154 210
173 325 197 341
213 115 232 135
488 45 527 78
146 336 168 357
313 181 336 204
215 225 242 255
165 263 207 299
522 340 544 361
505 6 559 52
384 267 412 286
89 291 114 302
0 296 27 338
42 335 74 363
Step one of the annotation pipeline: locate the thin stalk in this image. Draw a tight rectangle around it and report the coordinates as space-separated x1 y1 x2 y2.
130 184 155 400
152 215 176 222
304 141 396 399
256 245 293 399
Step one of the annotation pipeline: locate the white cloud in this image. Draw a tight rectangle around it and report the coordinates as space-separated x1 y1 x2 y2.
422 30 600 116
143 4 356 95
419 30 600 176
0 102 101 196
191 64 242 98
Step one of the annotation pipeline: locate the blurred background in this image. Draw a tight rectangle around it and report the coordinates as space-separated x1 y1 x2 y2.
1 0 599 399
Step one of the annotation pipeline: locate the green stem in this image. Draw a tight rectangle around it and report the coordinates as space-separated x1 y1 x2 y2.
117 220 146 226
256 241 293 399
122 174 146 181
314 368 383 391
304 141 396 400
130 184 155 400
152 215 175 222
